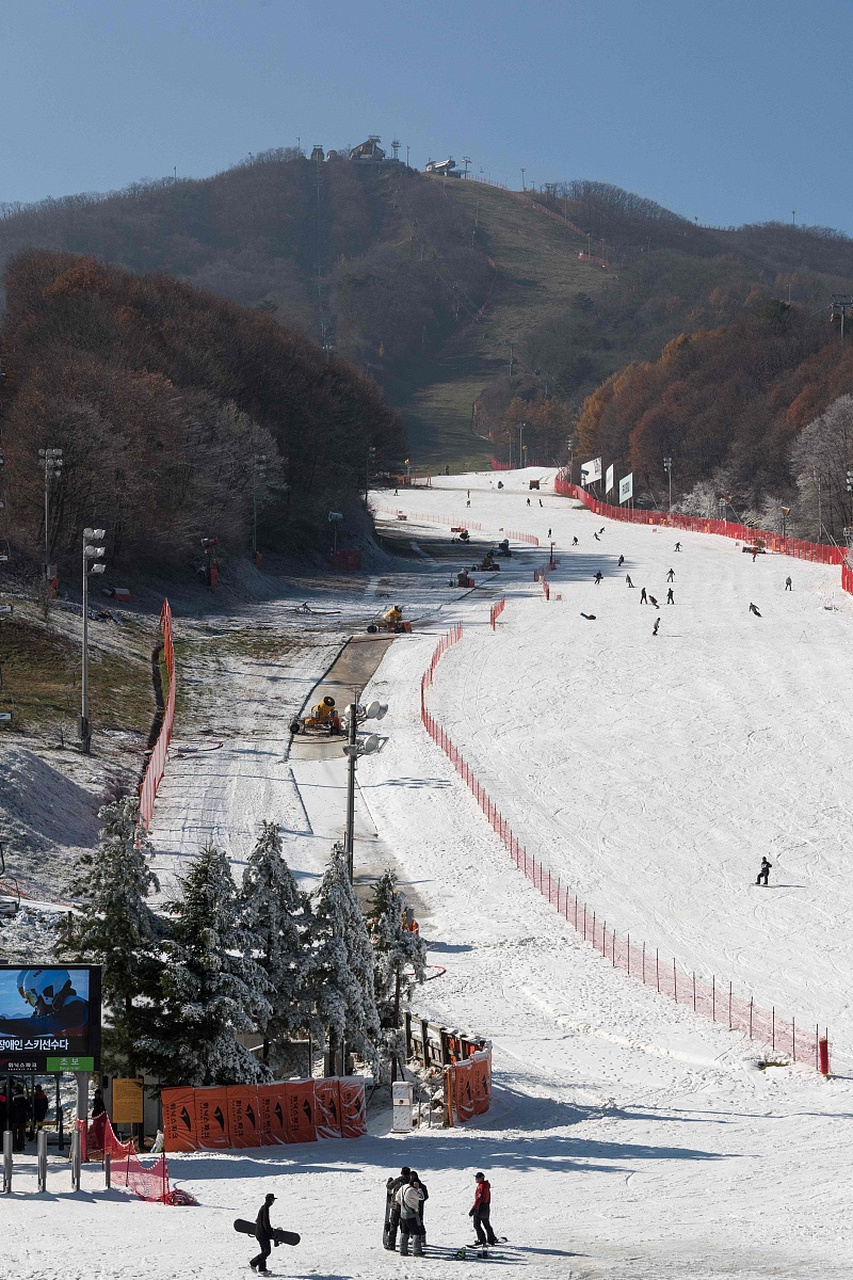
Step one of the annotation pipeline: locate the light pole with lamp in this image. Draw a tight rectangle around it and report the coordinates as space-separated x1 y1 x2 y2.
80 528 106 753
780 506 790 538
566 436 574 484
517 421 526 471
38 448 63 577
663 456 673 513
341 697 388 881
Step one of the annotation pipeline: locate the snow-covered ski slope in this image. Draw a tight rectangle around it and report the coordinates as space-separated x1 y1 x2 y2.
367 469 853 1064
9 469 853 1280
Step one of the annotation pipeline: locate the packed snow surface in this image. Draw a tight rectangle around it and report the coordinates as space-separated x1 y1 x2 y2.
7 469 853 1279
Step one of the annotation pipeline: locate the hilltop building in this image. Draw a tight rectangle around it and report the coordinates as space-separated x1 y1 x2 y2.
424 157 461 177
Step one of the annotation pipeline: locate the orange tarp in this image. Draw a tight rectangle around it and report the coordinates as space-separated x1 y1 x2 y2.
471 1053 491 1115
454 1061 475 1123
194 1086 231 1151
339 1077 367 1138
285 1080 316 1144
257 1084 289 1146
227 1086 262 1149
314 1078 342 1139
161 1087 199 1153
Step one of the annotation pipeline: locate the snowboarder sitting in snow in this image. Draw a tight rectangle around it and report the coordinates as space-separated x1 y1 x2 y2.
749 602 762 617
384 1167 411 1250
396 1176 425 1256
250 1193 277 1273
756 857 772 887
469 1172 499 1247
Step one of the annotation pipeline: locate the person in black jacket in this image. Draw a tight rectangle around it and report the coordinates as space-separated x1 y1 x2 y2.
756 857 772 887
30 1083 49 1139
410 1170 429 1242
250 1193 277 1273
10 1087 30 1152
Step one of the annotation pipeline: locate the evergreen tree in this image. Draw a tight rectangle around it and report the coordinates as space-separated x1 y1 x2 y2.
313 844 381 1073
239 820 319 1060
142 843 270 1086
58 796 163 1074
367 868 427 1017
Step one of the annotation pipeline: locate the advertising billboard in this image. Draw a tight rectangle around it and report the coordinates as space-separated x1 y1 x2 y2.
580 457 602 486
619 473 634 504
605 464 614 495
0 965 101 1073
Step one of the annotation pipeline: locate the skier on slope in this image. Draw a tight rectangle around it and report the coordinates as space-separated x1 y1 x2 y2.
756 857 772 887
618 555 625 567
666 568 675 582
626 575 634 588
652 617 661 636
666 588 674 604
594 571 603 584
249 1193 277 1273
469 1172 499 1247
384 1166 411 1250
749 602 762 617
396 1176 425 1256
785 576 792 591
640 587 647 604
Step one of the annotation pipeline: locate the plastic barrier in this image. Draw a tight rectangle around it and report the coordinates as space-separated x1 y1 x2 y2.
160 1078 365 1152
138 599 176 829
489 599 506 630
371 504 483 533
420 622 829 1072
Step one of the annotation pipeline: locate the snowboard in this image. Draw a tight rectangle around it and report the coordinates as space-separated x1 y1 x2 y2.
233 1220 300 1247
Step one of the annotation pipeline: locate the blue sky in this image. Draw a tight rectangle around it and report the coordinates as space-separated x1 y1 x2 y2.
3 0 852 233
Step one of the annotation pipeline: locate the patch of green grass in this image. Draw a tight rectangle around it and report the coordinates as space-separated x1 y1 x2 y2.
0 613 154 737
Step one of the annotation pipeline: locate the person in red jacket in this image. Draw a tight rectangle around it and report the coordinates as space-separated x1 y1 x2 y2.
469 1172 499 1246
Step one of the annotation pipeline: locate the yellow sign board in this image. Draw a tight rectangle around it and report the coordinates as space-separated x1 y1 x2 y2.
112 1077 144 1124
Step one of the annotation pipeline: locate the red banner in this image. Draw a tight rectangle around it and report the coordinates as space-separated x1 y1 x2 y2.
454 1063 475 1123
471 1053 491 1115
161 1087 199 1153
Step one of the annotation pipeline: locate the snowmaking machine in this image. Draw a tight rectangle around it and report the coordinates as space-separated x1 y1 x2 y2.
289 694 343 736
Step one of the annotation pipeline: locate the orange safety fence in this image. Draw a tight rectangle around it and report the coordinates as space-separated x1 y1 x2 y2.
420 623 830 1073
79 1115 171 1203
138 599 176 829
371 504 483 533
554 472 848 574
160 1077 366 1153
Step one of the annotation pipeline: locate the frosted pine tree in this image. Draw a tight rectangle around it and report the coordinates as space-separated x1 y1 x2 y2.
239 819 318 1061
143 843 271 1086
313 843 381 1074
59 795 163 1073
367 867 427 1016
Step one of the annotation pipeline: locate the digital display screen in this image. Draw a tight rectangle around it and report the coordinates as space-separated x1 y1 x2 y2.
0 965 101 1072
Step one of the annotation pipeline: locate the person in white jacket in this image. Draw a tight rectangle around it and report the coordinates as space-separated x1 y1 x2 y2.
396 1178 425 1256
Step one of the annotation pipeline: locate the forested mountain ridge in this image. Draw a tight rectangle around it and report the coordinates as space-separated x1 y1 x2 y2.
4 155 853 513
0 250 404 576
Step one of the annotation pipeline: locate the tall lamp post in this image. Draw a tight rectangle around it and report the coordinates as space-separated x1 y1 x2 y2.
341 697 388 881
780 506 790 538
663 456 673 513
38 448 63 577
80 528 106 753
517 422 526 471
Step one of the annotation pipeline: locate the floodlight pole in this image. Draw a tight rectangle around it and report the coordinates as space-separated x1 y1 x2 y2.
80 528 106 753
664 457 673 513
344 700 358 881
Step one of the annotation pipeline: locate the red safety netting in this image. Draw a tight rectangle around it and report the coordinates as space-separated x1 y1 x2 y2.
370 504 484 532
138 599 176 828
79 1116 172 1204
420 623 830 1072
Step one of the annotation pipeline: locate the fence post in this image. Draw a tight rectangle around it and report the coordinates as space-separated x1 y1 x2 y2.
583 904 587 939
71 1127 81 1192
673 959 677 1002
592 912 596 950
712 975 715 1022
656 949 660 992
772 1006 776 1050
574 896 578 929
612 930 616 967
728 981 732 1029
749 998 753 1039
819 1031 830 1077
627 934 630 977
642 941 646 984
37 1128 47 1192
2 1130 11 1194
792 1015 796 1060
105 1150 111 1190
692 971 696 1011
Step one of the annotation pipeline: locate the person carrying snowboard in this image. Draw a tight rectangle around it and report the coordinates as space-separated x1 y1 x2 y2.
249 1193 277 1273
396 1176 424 1256
756 857 772 886
384 1167 411 1250
469 1172 499 1247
